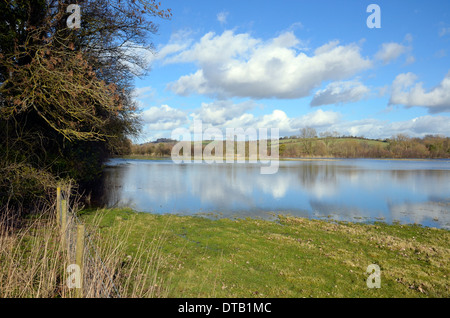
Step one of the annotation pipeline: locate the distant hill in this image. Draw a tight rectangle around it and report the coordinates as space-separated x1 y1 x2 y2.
152 138 177 144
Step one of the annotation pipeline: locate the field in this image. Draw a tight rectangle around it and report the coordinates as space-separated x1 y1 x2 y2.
80 208 450 298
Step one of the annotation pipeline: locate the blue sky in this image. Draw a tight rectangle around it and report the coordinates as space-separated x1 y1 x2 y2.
131 0 450 142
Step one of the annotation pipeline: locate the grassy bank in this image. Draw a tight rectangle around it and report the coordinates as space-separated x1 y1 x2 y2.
0 206 169 298
80 208 450 298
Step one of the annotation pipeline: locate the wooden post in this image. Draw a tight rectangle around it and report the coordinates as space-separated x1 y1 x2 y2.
61 199 67 246
56 186 61 226
75 224 85 298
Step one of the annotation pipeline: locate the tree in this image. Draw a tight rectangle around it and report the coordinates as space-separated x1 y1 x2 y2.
319 131 338 151
0 0 171 208
389 134 412 157
299 127 317 156
279 143 286 157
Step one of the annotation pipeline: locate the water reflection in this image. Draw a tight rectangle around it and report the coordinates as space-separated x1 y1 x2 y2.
95 159 450 229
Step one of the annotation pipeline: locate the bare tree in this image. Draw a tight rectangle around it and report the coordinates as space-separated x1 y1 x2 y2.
299 127 317 156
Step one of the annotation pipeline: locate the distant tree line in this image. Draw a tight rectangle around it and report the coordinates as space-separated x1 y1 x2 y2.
131 142 173 157
131 132 450 159
278 128 449 159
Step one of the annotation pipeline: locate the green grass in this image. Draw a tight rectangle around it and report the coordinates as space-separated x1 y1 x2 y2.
80 208 450 298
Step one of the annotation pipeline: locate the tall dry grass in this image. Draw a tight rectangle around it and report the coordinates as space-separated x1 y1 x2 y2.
82 210 171 298
0 203 67 297
0 196 170 298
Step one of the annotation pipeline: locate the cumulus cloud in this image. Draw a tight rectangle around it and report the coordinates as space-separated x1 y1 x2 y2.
163 30 372 99
192 104 341 137
389 71 450 113
375 42 408 64
329 115 450 139
139 100 450 141
310 80 370 106
164 30 260 65
141 105 188 131
182 99 340 137
290 112 450 139
387 115 450 136
191 100 257 126
292 109 341 128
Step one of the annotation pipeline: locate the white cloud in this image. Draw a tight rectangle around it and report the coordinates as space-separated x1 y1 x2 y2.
164 30 372 99
141 105 188 131
217 11 229 24
388 115 450 136
375 42 408 64
292 109 341 128
256 110 293 134
389 71 450 113
193 105 450 139
139 100 450 140
146 29 193 65
169 70 210 96
157 42 191 63
118 42 154 76
371 116 450 138
288 22 304 31
191 100 257 126
189 100 342 137
310 80 370 106
164 30 260 65
132 86 155 100
329 118 387 138
329 115 450 139
292 112 450 139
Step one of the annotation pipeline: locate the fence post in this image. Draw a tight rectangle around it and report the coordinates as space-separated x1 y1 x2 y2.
76 224 85 298
61 199 67 246
56 186 61 226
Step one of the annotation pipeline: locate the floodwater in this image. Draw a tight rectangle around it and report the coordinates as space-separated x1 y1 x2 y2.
95 158 450 229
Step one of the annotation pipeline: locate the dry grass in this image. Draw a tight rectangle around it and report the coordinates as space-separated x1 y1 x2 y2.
0 204 67 297
0 199 170 298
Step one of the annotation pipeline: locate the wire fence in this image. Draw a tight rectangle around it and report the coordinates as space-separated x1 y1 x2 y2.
58 185 121 298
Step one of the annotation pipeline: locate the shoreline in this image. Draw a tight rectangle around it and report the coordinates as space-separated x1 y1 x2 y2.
83 207 450 231
116 155 449 162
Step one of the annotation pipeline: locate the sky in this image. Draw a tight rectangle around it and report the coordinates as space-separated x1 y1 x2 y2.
130 0 450 143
